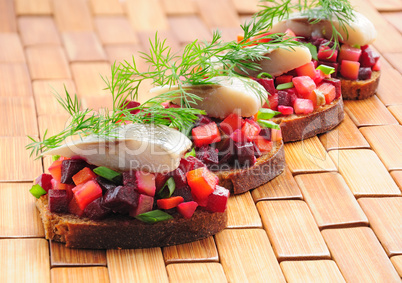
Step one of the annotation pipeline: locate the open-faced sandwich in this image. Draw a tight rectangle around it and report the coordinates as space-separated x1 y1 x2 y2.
262 0 380 100
26 31 288 249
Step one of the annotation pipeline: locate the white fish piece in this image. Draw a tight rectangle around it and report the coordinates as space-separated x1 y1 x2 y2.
270 11 377 46
44 123 192 173
151 76 264 119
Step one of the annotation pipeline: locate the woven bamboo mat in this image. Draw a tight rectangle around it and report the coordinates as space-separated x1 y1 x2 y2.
0 0 401 282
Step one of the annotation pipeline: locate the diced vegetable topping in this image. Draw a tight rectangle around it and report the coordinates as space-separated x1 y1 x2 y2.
292 76 316 99
192 122 221 147
317 45 338 62
340 60 360 80
157 177 176 198
157 196 184 210
72 180 103 211
278 105 294 116
48 159 63 182
48 189 69 213
186 167 218 203
339 44 362 62
72 167 97 186
29 184 47 199
296 62 316 79
254 136 273 152
316 83 336 104
136 171 156 197
130 194 154 217
177 201 198 219
294 98 314 115
205 185 229 213
135 210 173 223
93 166 122 183
35 173 53 192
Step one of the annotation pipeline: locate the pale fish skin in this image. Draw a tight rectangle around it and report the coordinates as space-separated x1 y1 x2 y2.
270 11 377 46
44 123 192 173
151 76 264 119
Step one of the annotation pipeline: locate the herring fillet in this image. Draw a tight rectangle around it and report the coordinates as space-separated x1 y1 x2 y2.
44 124 192 173
151 76 264 119
270 11 377 46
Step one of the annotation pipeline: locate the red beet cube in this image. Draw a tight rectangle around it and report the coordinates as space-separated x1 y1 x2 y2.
241 121 261 142
103 185 139 214
292 76 316 99
68 197 85 217
72 180 103 211
234 141 255 166
278 105 294 116
177 201 198 219
35 173 53 192
205 185 230 213
264 92 278 110
259 128 271 141
179 156 206 173
61 159 87 185
97 176 117 193
170 167 187 190
275 75 293 85
154 173 169 191
192 122 221 147
122 100 141 115
219 113 244 135
360 47 379 67
195 114 213 127
48 189 69 213
358 67 372 80
323 78 342 98
318 45 338 62
278 90 293 107
255 78 275 95
84 198 111 220
294 98 314 115
196 145 219 165
129 194 154 217
122 171 136 186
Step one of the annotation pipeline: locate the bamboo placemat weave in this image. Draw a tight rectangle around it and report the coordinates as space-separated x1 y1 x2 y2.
1 0 401 282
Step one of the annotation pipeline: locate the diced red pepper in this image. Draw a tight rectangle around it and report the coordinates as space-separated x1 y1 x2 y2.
296 62 316 79
48 160 63 182
278 105 294 116
35 173 53 192
241 121 261 141
220 113 244 135
340 60 360 80
192 122 221 147
339 45 362 62
186 167 218 204
72 180 103 211
294 98 314 115
205 185 229 213
72 167 97 186
157 196 184 210
136 171 156 197
254 136 273 152
275 75 293 85
318 45 338 62
177 201 198 219
317 83 336 104
264 92 278 110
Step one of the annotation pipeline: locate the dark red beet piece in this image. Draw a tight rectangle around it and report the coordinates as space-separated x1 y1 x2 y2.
195 114 213 127
122 100 141 115
103 185 139 215
84 198 111 220
35 173 53 192
196 146 219 165
234 141 255 166
358 67 372 80
259 128 272 141
179 156 206 173
154 173 169 191
97 176 117 193
122 171 136 186
169 168 187 190
48 189 69 213
68 197 85 217
61 159 87 185
255 78 275 95
205 185 230 213
253 142 262 158
360 48 379 67
323 78 342 98
278 90 293 107
172 185 194 202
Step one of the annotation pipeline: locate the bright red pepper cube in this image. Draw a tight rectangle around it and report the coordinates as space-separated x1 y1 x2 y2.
275 75 293 85
72 180 103 211
177 201 198 219
340 60 360 80
278 105 294 116
219 113 244 135
339 44 362 62
294 98 314 115
296 61 316 79
72 167 97 186
35 173 53 192
292 76 316 100
241 121 261 141
48 159 63 182
186 167 218 203
264 92 279 110
135 171 156 197
205 185 229 213
317 45 338 62
192 122 221 147
157 196 184 210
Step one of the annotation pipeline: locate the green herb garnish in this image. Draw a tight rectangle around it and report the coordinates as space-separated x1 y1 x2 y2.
157 177 176 199
257 119 281 130
93 167 122 183
185 148 196 158
135 210 173 223
316 64 335 75
51 155 60 162
29 184 47 199
257 108 281 120
304 43 318 60
276 82 294 90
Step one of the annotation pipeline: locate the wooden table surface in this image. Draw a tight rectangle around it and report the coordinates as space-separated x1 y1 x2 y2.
0 0 401 282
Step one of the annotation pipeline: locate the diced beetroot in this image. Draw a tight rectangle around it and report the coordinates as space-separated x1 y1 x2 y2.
361 45 369 50
169 168 187 190
230 129 245 143
259 128 271 141
48 189 69 213
103 185 139 214
219 113 244 135
275 75 293 85
192 122 221 147
278 90 293 106
68 197 85 217
323 78 342 98
196 145 219 165
157 196 184 210
264 92 278 110
135 171 156 197
372 59 381 71
278 105 294 116
313 69 326 85
48 159 63 182
154 173 169 191
360 47 379 67
245 119 261 131
317 45 338 62
296 61 316 79
340 60 360 80
292 76 316 99
317 61 339 77
122 171 136 186
177 201 198 219
51 179 74 202
35 173 53 192
234 141 255 165
179 156 206 173
84 198 111 220
186 167 218 203
294 98 314 115
195 114 213 127
129 194 154 217
317 83 336 104
97 176 117 193
253 136 273 153
72 180 103 211
241 121 261 142
252 142 262 158
72 167 97 186
172 185 194 202
358 67 372 80
219 151 235 165
61 159 87 185
255 78 275 95
205 185 230 213
338 44 362 62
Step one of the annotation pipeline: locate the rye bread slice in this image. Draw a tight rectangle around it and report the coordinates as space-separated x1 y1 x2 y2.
340 71 380 100
36 196 227 249
213 141 285 194
271 97 344 142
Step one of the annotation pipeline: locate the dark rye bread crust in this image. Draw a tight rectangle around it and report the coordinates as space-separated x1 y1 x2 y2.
213 141 285 194
36 196 227 249
341 71 380 100
271 97 344 142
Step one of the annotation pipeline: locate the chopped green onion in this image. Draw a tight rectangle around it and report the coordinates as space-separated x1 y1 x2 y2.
352 44 360 49
257 119 281 130
184 148 196 158
257 108 281 120
276 82 294 90
52 155 60 162
93 166 122 183
157 177 176 198
135 210 173 223
29 184 47 199
304 43 318 60
257 72 273 79
316 64 335 75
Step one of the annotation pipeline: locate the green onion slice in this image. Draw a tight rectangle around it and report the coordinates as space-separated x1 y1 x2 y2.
29 184 47 199
304 43 318 60
257 72 273 79
276 82 294 90
135 210 173 223
184 148 196 158
316 64 335 75
93 166 122 183
52 155 60 162
257 108 281 120
257 119 281 130
157 177 176 198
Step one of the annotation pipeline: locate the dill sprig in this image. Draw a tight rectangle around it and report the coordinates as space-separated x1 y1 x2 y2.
246 0 356 51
